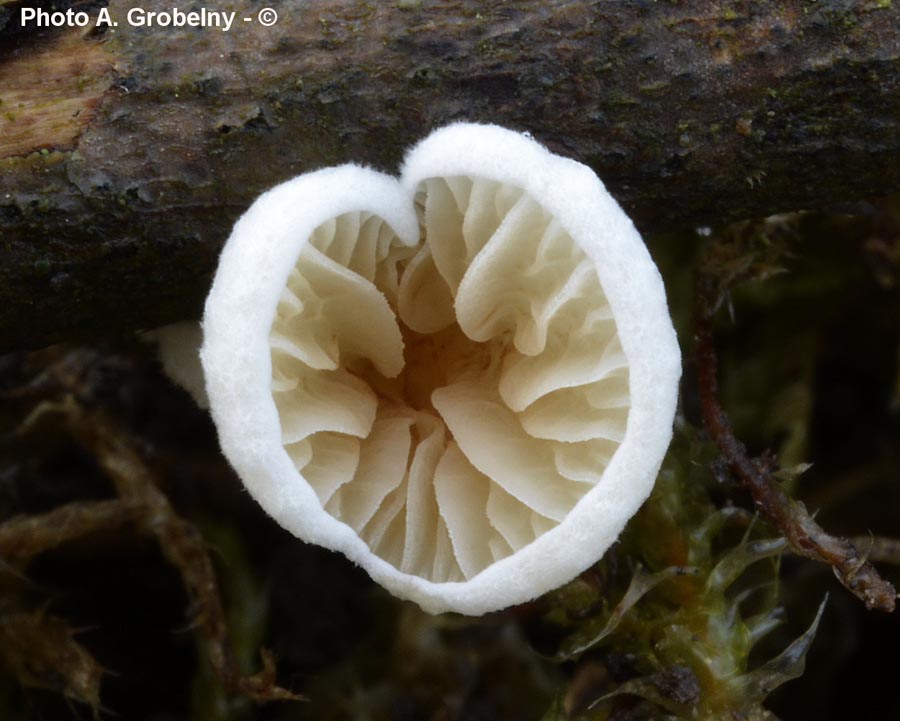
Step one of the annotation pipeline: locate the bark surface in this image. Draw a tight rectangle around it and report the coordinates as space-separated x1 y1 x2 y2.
1 0 898 349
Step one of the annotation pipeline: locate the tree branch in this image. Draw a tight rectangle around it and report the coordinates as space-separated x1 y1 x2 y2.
1 0 899 349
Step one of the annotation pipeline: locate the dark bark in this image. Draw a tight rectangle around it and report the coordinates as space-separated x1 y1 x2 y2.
1 0 899 349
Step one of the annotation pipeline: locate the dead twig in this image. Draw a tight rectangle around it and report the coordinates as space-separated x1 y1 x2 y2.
0 348 301 706
0 610 105 718
0 499 142 567
53 397 301 702
694 267 896 612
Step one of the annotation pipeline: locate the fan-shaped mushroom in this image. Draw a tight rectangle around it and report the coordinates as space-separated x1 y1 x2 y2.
198 124 680 614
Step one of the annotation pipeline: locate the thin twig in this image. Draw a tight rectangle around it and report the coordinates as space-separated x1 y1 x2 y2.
0 499 142 567
55 399 300 702
694 271 896 612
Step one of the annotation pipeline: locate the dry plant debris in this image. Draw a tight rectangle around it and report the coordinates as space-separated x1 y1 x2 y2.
0 349 299 716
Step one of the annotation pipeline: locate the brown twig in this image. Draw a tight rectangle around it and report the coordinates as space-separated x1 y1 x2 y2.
694 271 896 612
52 398 300 702
0 610 105 718
1 346 301 704
0 349 301 710
0 499 142 567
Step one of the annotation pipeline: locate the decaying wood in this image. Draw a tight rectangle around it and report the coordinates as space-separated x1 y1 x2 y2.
1 0 899 349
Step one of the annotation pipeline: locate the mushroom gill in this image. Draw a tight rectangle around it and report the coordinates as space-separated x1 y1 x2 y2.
269 176 630 583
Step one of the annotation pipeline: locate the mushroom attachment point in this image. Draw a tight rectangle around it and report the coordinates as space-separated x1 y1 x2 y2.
198 124 681 615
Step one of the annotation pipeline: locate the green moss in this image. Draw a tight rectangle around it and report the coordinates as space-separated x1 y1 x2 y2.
190 521 268 721
607 90 639 107
538 422 823 719
639 80 670 93
33 258 52 275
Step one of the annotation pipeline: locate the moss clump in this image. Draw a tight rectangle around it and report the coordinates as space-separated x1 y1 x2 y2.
532 423 823 720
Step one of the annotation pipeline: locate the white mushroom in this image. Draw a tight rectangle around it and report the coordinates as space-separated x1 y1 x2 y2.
150 322 209 409
199 124 681 615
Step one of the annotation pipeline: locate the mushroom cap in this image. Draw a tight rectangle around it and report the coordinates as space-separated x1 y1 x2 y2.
151 322 210 409
201 124 681 615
